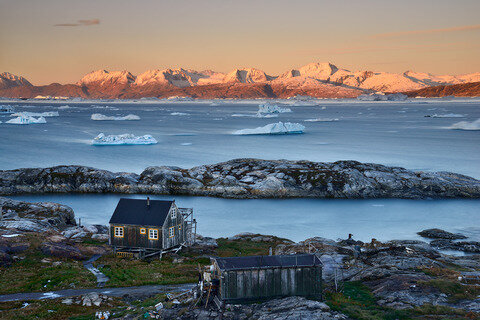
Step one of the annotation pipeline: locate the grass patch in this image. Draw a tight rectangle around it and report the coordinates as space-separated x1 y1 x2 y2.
421 279 480 303
0 252 95 294
215 235 288 257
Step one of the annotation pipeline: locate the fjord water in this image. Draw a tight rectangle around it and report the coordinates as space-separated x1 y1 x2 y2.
1 98 480 241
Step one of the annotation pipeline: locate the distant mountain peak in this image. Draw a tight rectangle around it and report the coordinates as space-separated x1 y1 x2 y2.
0 72 32 89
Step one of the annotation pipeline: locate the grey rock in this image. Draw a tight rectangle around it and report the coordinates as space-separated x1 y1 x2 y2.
40 242 86 260
1 159 479 199
418 228 467 240
431 239 480 253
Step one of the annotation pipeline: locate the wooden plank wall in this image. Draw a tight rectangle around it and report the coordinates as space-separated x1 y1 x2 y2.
220 266 322 302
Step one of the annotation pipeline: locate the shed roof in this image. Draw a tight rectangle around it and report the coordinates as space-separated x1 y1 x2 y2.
214 254 322 271
109 198 173 227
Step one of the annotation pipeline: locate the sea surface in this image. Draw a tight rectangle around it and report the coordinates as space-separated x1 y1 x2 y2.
1 98 479 242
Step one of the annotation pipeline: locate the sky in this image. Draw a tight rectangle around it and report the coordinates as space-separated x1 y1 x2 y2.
1 0 480 85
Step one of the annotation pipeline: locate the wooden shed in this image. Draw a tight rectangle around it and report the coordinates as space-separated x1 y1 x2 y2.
108 198 196 258
211 254 322 303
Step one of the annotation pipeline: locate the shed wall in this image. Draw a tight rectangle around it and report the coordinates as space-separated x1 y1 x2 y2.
220 266 322 302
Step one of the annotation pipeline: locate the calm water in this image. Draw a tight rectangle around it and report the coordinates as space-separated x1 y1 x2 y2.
2 98 479 242
9 194 480 243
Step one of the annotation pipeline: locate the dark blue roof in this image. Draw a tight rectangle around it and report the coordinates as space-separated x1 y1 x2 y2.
214 254 322 271
109 198 173 227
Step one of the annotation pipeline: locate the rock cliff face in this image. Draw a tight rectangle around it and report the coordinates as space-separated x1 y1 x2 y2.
1 159 479 199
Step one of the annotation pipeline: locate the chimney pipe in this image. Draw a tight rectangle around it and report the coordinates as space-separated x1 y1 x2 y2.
147 197 150 207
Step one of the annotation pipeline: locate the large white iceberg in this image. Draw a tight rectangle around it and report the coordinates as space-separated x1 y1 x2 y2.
92 133 158 145
11 111 59 117
91 113 140 121
256 104 291 117
233 122 305 135
6 115 47 125
447 118 480 131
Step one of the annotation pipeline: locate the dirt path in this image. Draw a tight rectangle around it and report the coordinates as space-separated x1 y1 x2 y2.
0 283 195 302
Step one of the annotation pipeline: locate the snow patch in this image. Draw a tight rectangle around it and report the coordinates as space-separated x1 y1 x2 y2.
92 133 158 145
233 122 305 135
447 118 480 131
91 113 140 121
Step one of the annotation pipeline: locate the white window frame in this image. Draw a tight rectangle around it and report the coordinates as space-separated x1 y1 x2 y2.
148 228 159 240
171 208 177 219
114 226 124 238
169 226 175 238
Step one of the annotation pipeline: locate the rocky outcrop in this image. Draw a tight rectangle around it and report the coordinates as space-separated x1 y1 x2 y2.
404 81 480 97
418 228 467 240
0 196 76 230
1 159 479 199
40 242 86 260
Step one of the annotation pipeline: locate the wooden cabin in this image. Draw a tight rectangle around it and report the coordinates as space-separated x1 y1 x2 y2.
211 254 322 303
109 198 195 258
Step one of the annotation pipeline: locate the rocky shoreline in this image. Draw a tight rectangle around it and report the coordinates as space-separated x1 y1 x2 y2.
1 159 480 199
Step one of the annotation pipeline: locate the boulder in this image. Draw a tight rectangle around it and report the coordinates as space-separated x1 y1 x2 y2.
40 242 86 260
418 228 467 240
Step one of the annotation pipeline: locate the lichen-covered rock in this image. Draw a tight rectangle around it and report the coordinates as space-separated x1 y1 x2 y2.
40 242 86 260
1 159 479 199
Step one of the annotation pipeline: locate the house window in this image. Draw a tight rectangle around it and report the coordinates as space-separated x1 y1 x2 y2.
178 224 182 231
140 228 146 235
169 227 175 238
171 208 177 219
114 226 124 238
148 229 159 240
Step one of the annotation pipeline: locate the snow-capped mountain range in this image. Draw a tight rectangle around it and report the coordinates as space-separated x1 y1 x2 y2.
1 62 479 99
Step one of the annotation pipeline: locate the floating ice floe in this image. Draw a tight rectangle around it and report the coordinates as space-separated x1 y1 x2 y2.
256 104 291 117
447 118 480 131
181 142 192 146
0 105 15 113
11 111 59 117
357 93 408 101
170 112 189 116
92 133 158 145
424 113 464 118
91 113 140 121
233 122 305 135
304 118 339 122
91 105 120 110
58 105 72 110
6 115 47 124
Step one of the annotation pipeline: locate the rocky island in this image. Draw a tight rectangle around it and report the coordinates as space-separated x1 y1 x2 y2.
1 159 479 199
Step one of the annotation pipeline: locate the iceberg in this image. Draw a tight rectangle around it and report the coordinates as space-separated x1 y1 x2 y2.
357 93 408 101
447 118 480 131
58 105 72 110
6 115 47 125
233 122 305 135
91 113 140 121
0 105 15 113
11 111 59 117
92 133 158 145
256 103 291 117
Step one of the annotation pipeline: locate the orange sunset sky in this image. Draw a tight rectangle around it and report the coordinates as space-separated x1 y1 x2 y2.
1 0 479 85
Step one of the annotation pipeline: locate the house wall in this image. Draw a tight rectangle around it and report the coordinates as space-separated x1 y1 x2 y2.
110 224 163 250
162 203 187 249
218 266 322 302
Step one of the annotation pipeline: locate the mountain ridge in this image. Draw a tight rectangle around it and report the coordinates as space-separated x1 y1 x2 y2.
1 62 480 99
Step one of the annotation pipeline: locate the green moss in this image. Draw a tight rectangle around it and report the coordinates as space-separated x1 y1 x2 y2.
421 279 480 303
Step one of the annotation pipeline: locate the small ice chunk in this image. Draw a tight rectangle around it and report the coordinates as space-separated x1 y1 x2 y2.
304 118 339 122
6 115 47 124
170 112 189 116
233 122 305 135
92 133 158 145
447 118 480 131
256 103 291 117
11 111 59 117
424 113 464 118
91 113 140 121
181 142 192 146
0 105 15 113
